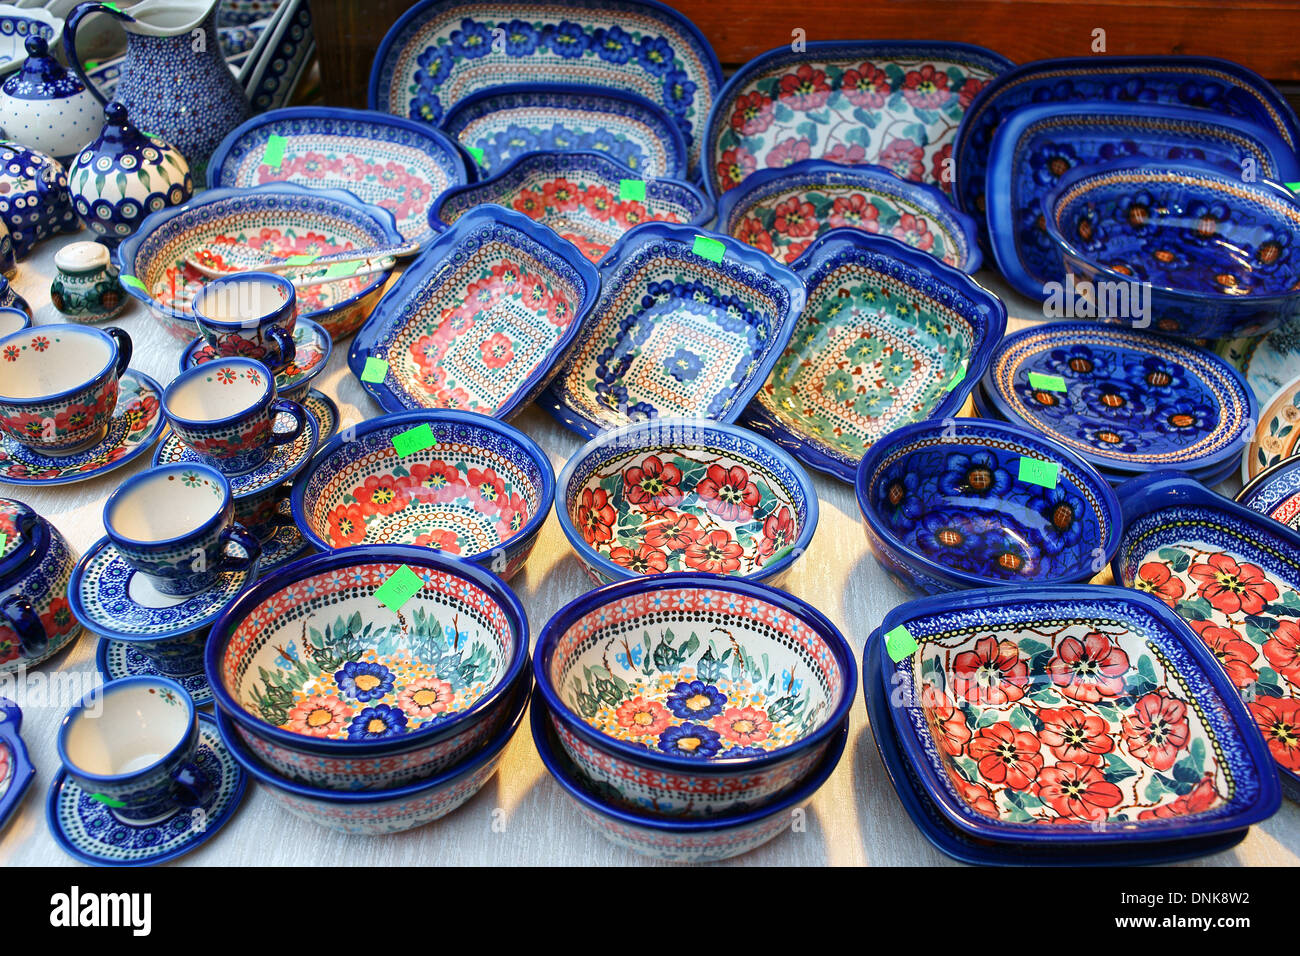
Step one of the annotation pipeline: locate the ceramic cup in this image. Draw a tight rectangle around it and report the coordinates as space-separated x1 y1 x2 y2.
0 306 29 337
0 323 132 455
162 357 307 475
103 462 262 597
191 272 297 370
57 676 210 822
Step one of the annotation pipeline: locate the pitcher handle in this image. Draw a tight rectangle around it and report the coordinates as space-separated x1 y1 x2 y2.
62 2 135 106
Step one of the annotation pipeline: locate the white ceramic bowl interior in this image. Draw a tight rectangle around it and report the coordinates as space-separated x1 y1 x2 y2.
63 679 193 776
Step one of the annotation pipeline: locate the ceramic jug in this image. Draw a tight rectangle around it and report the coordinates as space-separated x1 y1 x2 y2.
62 0 250 181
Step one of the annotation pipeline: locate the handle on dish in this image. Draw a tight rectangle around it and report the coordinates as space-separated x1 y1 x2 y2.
103 326 132 378
0 508 40 571
267 399 306 447
0 594 47 658
216 523 261 573
62 2 134 106
264 325 296 368
170 760 211 809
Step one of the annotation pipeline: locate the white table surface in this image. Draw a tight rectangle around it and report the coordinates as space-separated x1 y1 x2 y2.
1 228 1297 867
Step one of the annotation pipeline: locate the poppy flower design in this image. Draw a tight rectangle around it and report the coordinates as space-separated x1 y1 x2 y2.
968 722 1043 789
713 706 772 744
286 695 350 737
1190 620 1259 688
926 684 971 756
1047 632 1130 702
577 487 616 545
1189 553 1279 616
683 529 745 574
1133 561 1185 606
1122 691 1191 771
1263 619 1300 685
609 544 669 575
1037 706 1114 766
952 635 1029 705
615 696 672 736
1035 761 1123 822
695 464 761 522
623 455 684 510
1248 696 1300 771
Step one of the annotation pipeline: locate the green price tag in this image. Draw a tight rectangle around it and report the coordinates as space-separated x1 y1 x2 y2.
1287 182 1300 193
322 261 360 280
466 146 485 167
360 356 389 384
120 274 147 292
262 134 288 169
104 1 122 10
1027 372 1067 392
692 235 725 263
0 532 7 552
1018 456 1060 489
392 423 438 457
944 361 968 392
373 564 424 612
619 178 646 201
884 624 919 663
90 793 126 807
284 254 319 266
85 60 99 71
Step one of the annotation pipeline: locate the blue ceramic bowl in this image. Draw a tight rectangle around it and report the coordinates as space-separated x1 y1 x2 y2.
0 697 34 832
533 695 847 861
855 417 1122 594
291 410 554 581
555 417 818 588
742 229 1007 483
542 221 805 438
1043 159 1300 340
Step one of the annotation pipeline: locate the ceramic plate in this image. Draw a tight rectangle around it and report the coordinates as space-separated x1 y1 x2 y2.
743 230 1005 483
0 697 33 831
1243 372 1300 481
96 638 214 707
298 390 338 443
349 206 600 417
1238 456 1300 534
715 159 980 271
153 407 319 498
704 40 1011 201
181 317 331 402
432 151 712 264
0 369 164 486
220 0 281 27
0 5 57 75
368 0 722 175
953 56 1300 243
241 0 314 113
981 322 1255 475
985 102 1300 299
441 84 687 180
1217 316 1300 405
208 106 469 245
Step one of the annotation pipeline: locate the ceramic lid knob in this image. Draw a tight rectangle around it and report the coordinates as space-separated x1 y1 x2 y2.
24 36 48 59
54 240 111 273
105 101 129 127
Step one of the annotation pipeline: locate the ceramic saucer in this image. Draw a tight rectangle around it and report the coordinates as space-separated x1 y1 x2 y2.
0 369 165 486
298 390 338 444
96 638 213 707
1217 317 1300 406
179 317 332 402
0 697 34 831
1242 371 1300 481
46 712 246 866
152 407 319 497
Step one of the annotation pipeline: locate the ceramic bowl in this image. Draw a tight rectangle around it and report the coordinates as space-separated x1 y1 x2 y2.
115 182 402 343
0 306 28 337
874 584 1281 843
1238 455 1300 534
533 696 847 861
542 222 805 439
533 572 856 816
348 206 600 417
1042 160 1300 341
556 417 817 588
742 229 1006 483
207 106 470 245
1113 471 1300 798
430 150 713 264
216 667 530 834
855 417 1122 595
291 410 553 582
0 697 34 831
441 84 688 180
1244 371 1300 481
715 159 981 272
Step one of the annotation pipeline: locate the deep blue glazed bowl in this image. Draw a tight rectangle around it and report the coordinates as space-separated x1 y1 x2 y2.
1043 160 1300 340
855 417 1122 594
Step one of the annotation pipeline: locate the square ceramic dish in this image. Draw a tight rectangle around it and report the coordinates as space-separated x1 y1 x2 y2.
742 229 1006 483
876 584 1280 843
542 222 804 439
348 206 599 417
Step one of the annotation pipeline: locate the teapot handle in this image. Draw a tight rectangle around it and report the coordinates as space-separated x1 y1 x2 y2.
62 2 135 107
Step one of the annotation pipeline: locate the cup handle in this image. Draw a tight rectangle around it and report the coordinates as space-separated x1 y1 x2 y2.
0 594 48 658
266 325 296 368
267 399 306 447
170 760 211 809
103 326 132 378
216 523 262 573
62 3 134 106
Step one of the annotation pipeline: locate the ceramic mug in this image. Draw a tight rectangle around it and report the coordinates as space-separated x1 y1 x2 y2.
57 676 210 822
0 306 29 338
191 272 297 369
162 357 307 475
0 323 131 455
103 462 262 597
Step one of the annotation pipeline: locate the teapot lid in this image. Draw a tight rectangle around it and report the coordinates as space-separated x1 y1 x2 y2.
2 36 84 99
0 498 44 584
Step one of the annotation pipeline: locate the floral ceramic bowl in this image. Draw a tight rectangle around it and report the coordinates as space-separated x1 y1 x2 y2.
532 696 846 861
1042 160 1300 341
1244 371 1300 481
1113 471 1300 798
542 222 804 439
715 159 981 271
556 418 817 588
205 545 529 791
1238 455 1300 534
116 183 403 343
216 666 530 833
291 410 553 581
855 417 1122 595
742 229 1006 483
533 572 856 816
873 584 1280 843
430 150 713 264
348 206 599 417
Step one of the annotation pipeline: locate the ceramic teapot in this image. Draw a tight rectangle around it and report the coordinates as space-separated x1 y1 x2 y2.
0 35 105 163
0 499 81 675
0 140 77 258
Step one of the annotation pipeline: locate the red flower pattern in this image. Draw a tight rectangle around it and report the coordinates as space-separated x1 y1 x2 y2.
952 635 1029 705
1189 552 1278 616
1047 632 1130 703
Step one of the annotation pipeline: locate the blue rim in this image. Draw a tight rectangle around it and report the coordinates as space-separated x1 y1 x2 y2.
215 667 531 803
0 499 44 585
540 220 806 440
56 675 197 783
103 462 232 549
0 706 34 832
741 228 1007 483
190 271 297 330
0 323 120 405
0 306 31 333
532 571 858 773
162 356 276 428
984 103 1300 301
554 416 819 584
1238 454 1300 513
533 693 848 832
874 583 1282 844
702 38 1014 202
180 316 333 393
713 158 982 274
115 182 403 327
347 204 601 418
205 545 531 756
288 408 555 561
854 416 1123 588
